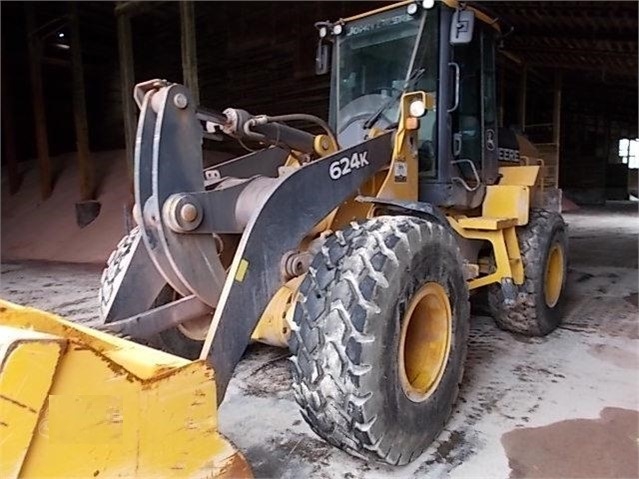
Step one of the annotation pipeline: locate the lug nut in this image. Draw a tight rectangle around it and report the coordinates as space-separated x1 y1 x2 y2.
174 93 188 109
180 203 198 223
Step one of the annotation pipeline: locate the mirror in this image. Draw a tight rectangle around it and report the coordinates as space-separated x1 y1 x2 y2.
450 9 475 45
315 41 330 75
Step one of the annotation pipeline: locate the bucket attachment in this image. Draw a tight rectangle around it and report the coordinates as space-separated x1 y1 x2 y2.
0 300 251 479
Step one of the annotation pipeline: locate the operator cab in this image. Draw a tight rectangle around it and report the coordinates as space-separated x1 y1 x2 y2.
317 0 503 209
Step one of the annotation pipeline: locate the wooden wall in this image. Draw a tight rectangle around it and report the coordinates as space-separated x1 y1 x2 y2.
559 79 637 203
2 1 637 203
1 2 380 161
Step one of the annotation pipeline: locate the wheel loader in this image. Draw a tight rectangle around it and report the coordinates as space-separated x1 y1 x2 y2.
1 0 569 476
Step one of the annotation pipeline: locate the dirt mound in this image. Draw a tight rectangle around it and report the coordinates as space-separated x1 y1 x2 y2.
561 195 580 212
2 149 235 264
2 151 131 264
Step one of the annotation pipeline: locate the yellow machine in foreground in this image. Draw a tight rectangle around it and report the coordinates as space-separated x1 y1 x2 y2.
1 1 569 476
0 301 250 478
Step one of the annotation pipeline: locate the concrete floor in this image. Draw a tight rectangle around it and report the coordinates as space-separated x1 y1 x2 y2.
1 204 637 478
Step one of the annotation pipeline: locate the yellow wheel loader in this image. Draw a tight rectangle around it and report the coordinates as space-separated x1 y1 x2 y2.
1 0 568 476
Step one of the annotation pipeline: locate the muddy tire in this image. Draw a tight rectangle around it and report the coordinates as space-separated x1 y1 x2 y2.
289 216 470 465
98 227 139 315
99 228 203 359
488 209 568 336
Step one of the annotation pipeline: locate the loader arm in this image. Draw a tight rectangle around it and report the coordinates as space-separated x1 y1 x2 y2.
105 81 394 401
201 132 393 398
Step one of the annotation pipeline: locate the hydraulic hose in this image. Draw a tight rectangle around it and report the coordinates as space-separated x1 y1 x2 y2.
265 114 340 151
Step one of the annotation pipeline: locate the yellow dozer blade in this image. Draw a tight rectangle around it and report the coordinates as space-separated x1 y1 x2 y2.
0 300 251 479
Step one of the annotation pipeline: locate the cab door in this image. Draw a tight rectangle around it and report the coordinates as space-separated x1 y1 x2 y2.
452 24 499 185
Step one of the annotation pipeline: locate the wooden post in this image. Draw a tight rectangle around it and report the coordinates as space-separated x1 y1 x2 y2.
518 63 527 132
117 12 136 179
553 71 562 146
1 42 20 194
552 70 562 187
499 66 505 128
180 1 199 104
70 4 94 201
25 4 52 199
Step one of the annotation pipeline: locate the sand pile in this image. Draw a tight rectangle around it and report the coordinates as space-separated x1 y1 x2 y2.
2 148 235 265
2 151 131 264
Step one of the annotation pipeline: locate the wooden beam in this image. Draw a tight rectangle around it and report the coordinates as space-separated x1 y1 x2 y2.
553 71 562 146
552 70 562 187
117 13 136 179
115 1 165 17
70 4 94 201
514 58 637 76
499 66 505 128
505 33 638 46
31 15 69 41
499 49 523 66
1 42 20 195
42 57 72 67
518 63 527 131
506 45 636 60
180 1 199 104
25 4 53 200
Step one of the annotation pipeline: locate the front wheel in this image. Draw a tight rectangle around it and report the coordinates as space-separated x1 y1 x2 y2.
98 228 205 359
289 216 470 465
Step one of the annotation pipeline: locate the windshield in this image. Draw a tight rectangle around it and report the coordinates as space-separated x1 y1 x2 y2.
331 8 425 147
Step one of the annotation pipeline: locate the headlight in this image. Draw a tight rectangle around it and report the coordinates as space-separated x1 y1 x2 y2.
319 26 328 38
409 99 426 118
407 3 418 15
422 0 435 9
332 24 343 35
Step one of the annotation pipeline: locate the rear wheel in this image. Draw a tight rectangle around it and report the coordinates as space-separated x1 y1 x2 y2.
488 209 568 336
99 228 204 359
289 216 469 465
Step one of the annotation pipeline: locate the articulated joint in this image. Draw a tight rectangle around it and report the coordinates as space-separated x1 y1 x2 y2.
313 134 337 157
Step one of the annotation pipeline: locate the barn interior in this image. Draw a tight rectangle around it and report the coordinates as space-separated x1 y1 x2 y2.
1 2 637 478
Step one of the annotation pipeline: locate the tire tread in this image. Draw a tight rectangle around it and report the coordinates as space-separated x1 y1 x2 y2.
290 216 469 464
488 208 567 335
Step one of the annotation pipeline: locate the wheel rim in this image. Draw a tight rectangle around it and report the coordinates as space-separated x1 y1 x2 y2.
398 282 452 403
544 243 564 308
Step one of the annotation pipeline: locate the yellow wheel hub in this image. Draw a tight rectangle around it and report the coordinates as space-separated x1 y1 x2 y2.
544 243 564 308
398 282 452 402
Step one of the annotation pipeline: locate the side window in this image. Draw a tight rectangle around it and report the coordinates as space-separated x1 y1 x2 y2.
482 31 497 128
453 31 482 167
481 28 499 183
453 24 499 183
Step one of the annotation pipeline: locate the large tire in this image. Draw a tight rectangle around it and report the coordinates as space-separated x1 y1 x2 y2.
99 228 203 359
289 216 470 465
488 208 568 336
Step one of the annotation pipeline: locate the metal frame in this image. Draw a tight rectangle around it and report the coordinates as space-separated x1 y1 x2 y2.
136 85 225 307
203 147 289 187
